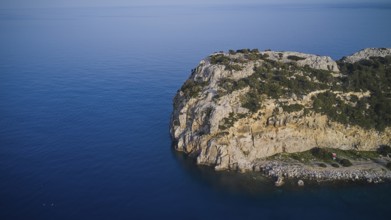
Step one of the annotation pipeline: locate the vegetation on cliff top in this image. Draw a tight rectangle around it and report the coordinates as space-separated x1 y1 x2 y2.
211 49 391 131
337 56 391 131
179 49 390 132
210 54 243 71
310 56 391 131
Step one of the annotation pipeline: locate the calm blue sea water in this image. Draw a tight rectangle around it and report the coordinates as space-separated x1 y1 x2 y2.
1 4 391 220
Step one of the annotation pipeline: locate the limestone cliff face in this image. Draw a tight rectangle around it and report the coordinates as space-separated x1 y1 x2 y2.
170 49 391 172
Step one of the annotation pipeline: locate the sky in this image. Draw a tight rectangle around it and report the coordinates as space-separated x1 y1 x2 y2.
0 0 390 9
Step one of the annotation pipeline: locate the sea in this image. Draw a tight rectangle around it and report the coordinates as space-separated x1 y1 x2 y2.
1 3 391 220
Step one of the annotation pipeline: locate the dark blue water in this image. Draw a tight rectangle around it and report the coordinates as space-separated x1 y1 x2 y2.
1 4 391 220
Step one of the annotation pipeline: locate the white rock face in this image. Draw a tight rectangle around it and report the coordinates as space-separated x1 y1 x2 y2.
262 51 339 72
170 49 391 172
341 48 391 63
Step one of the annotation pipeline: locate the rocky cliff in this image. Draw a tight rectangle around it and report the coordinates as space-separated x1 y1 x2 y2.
170 48 391 172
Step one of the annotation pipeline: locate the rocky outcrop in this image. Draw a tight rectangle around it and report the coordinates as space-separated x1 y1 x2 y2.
263 51 339 72
341 48 391 63
170 48 391 172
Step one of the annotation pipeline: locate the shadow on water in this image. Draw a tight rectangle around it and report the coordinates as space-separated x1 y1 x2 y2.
172 149 275 195
171 147 309 196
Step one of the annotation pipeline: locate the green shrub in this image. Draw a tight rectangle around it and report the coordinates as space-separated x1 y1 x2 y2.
225 64 243 71
386 162 391 170
241 89 261 113
287 55 306 61
210 54 230 65
339 158 352 167
318 163 327 168
218 78 248 93
245 53 260 61
260 83 283 99
259 53 270 59
350 95 359 103
311 147 332 160
377 145 391 156
173 119 180 126
218 112 246 130
282 104 304 113
210 54 243 71
331 163 340 168
228 49 236 55
236 49 250 54
180 79 207 98
309 69 334 83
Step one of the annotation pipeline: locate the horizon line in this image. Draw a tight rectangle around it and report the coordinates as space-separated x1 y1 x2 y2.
1 2 391 10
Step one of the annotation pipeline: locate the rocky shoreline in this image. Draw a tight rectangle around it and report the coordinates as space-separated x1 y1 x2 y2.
256 158 391 186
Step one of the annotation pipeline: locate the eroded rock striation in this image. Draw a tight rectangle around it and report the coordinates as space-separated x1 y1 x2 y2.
170 48 391 173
